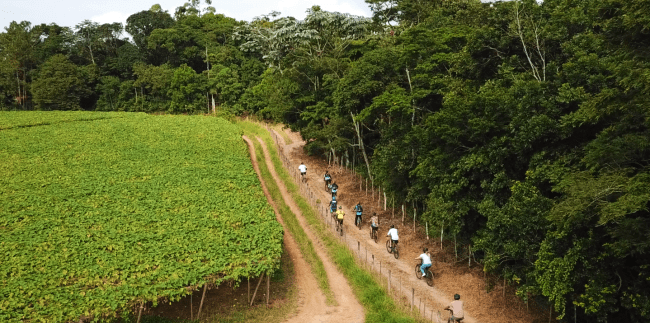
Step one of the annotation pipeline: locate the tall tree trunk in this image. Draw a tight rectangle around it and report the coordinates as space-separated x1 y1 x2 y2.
350 112 373 185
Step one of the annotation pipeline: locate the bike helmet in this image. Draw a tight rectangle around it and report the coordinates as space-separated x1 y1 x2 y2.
339 206 342 209
423 247 428 253
454 294 460 300
390 224 395 229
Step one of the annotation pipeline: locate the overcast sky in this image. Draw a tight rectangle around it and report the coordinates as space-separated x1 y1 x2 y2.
1 0 373 31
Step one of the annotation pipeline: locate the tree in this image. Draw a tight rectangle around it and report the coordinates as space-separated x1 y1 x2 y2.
125 5 175 65
32 54 91 110
167 64 205 113
95 76 122 110
0 21 40 109
132 62 174 111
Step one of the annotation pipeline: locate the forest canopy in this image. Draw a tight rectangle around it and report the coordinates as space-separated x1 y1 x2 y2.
1 0 649 321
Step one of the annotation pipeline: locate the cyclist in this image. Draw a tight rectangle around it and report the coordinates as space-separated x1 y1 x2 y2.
336 205 345 230
354 202 363 226
298 162 307 180
415 247 432 277
370 212 379 238
324 170 332 189
444 294 464 322
386 224 399 249
331 182 338 197
329 196 338 214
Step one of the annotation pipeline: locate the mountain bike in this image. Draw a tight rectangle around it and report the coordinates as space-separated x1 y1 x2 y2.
385 239 399 259
415 261 434 287
355 214 362 230
370 226 378 243
336 219 344 236
441 309 462 323
325 178 331 192
301 172 307 183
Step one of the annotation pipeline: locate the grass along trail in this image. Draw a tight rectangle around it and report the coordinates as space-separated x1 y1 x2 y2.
243 135 335 323
253 135 366 322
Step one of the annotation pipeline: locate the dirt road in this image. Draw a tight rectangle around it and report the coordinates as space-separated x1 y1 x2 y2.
243 135 365 323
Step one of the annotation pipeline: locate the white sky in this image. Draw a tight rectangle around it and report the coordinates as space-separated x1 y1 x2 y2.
1 0 372 31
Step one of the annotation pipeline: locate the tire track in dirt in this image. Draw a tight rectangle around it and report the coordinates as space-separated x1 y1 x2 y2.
243 135 365 323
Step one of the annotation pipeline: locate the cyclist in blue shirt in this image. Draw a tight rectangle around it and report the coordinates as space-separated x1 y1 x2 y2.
354 202 363 226
331 182 338 197
329 197 338 214
324 171 332 190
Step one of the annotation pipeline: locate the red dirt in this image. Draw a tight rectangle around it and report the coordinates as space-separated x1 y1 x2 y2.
271 126 549 323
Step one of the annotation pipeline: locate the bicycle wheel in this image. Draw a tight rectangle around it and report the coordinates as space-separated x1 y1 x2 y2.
373 230 378 243
356 217 361 229
393 245 399 259
415 264 423 280
426 270 434 287
339 224 343 236
385 240 392 253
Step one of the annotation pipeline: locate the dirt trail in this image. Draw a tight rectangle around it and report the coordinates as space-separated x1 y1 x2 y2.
272 127 542 323
243 135 365 323
273 130 462 322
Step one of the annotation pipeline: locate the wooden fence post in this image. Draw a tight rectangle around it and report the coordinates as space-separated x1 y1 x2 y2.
388 270 391 293
197 283 208 319
411 288 415 311
136 301 144 323
250 274 264 306
266 273 270 306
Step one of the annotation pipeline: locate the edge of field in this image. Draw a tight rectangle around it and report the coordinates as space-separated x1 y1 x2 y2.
241 123 337 306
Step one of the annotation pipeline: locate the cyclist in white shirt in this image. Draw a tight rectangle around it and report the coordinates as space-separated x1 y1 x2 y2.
298 162 307 175
386 225 399 248
415 247 432 276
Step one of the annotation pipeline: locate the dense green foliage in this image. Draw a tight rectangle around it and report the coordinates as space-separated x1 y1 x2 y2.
0 112 283 322
2 0 649 320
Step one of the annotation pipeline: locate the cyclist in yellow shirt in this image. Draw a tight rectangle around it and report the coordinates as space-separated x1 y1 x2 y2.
336 206 345 231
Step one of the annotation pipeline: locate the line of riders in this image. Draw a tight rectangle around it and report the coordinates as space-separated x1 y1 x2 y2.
299 163 465 322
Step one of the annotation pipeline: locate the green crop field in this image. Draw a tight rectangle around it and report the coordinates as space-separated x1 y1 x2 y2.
0 112 283 322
